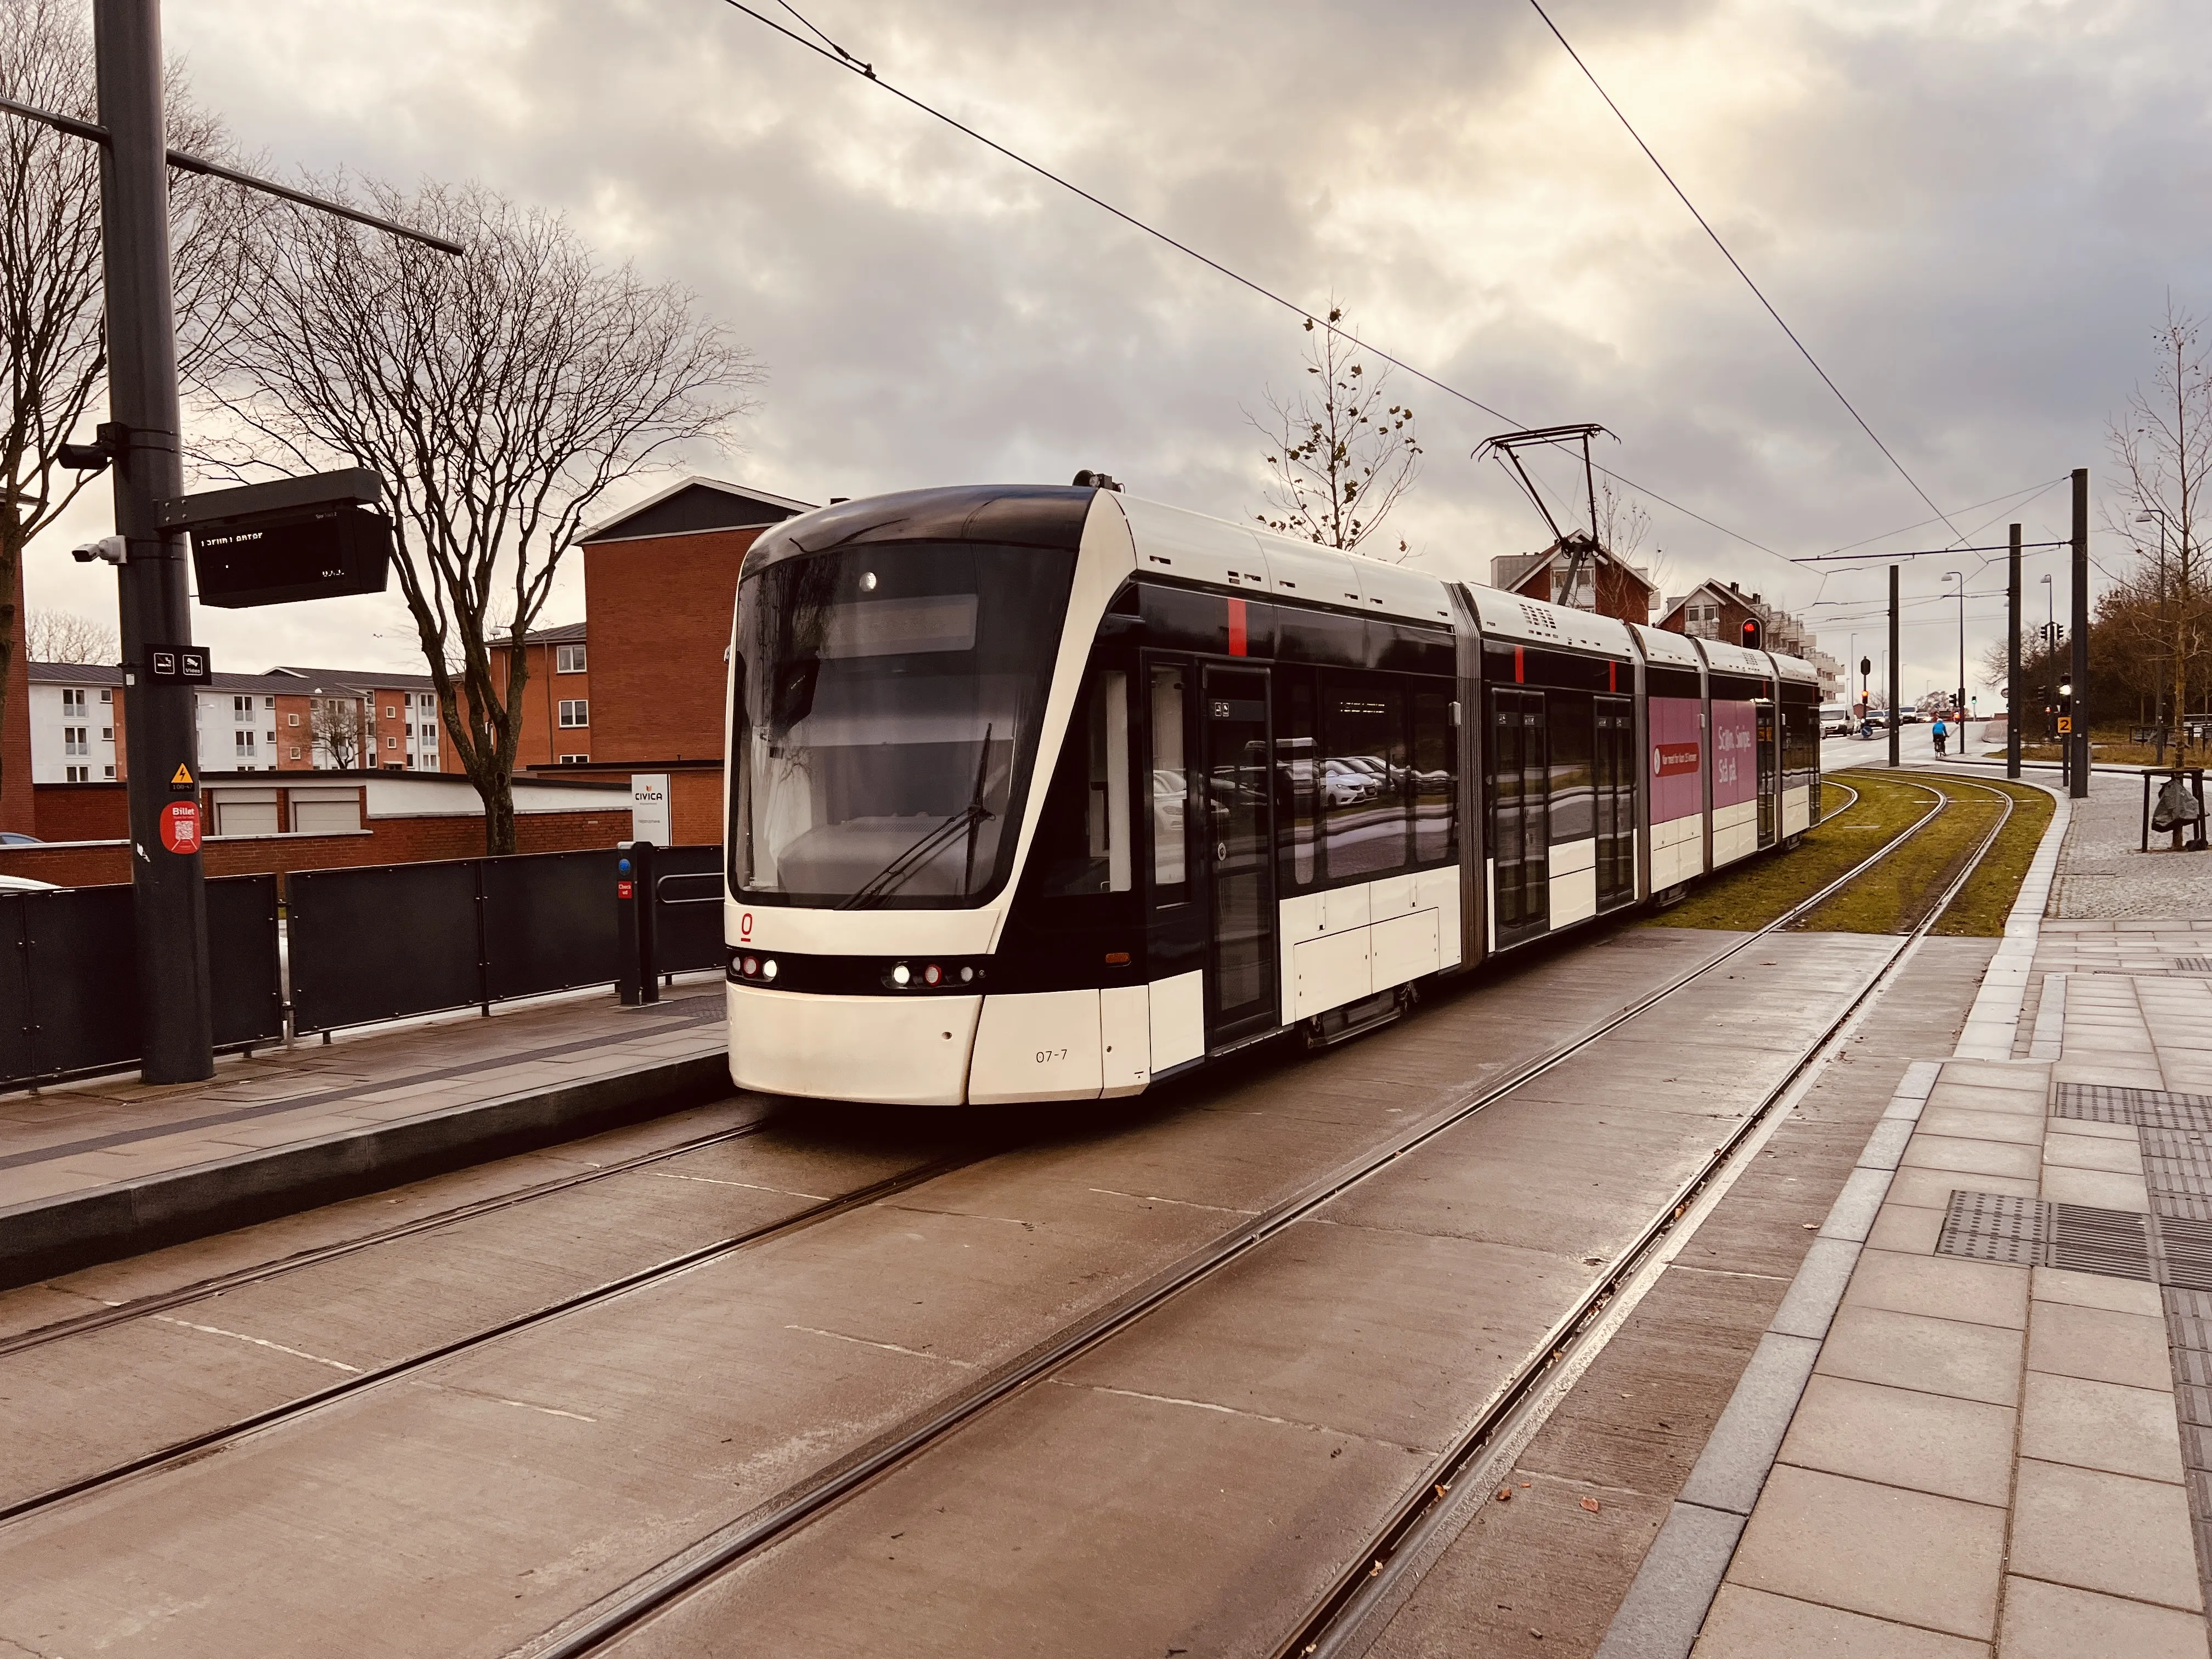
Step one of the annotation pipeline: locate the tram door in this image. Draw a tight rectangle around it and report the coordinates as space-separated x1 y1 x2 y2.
1594 696 1637 909
1202 666 1278 1047
1490 689 1549 942
1755 701 1779 848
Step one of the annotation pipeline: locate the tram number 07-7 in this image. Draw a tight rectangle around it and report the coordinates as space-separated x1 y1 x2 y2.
1035 1048 1069 1065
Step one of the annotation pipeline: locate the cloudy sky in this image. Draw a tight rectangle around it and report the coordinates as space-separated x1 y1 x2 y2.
27 0 2212 704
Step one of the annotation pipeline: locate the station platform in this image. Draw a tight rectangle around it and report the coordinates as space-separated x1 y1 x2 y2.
0 983 728 1289
1568 768 2212 1657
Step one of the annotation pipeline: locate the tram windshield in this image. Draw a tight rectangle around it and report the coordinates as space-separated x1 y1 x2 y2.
731 541 1077 907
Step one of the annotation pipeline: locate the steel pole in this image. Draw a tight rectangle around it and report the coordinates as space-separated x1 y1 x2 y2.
2007 524 2022 779
2070 467 2090 798
1888 563 1900 768
95 0 212 1081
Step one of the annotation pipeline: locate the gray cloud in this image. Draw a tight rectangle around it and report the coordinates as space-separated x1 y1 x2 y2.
25 0 2211 705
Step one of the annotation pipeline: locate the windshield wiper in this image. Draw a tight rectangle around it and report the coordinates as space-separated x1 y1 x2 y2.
839 725 995 911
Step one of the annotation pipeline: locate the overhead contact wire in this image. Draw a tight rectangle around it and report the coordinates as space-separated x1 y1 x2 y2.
715 0 1813 568
1523 0 1968 548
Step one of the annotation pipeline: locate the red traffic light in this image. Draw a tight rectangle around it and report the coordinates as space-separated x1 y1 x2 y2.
1740 617 1763 649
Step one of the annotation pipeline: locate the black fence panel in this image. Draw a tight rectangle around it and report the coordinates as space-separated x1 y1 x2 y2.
652 845 725 973
207 874 284 1049
483 848 620 1002
18 885 138 1082
290 859 482 1035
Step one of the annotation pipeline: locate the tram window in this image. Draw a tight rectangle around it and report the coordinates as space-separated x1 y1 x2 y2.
1281 676 1319 886
1150 667 1189 897
1030 669 1132 896
1547 690 1595 844
1412 691 1455 866
1322 677 1408 879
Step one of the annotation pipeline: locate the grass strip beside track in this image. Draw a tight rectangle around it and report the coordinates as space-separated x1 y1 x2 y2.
1931 776 2054 937
1639 770 1928 933
1794 776 2001 934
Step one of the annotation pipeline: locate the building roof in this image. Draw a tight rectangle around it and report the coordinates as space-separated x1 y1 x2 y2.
513 620 586 646
580 476 814 545
268 665 440 692
29 662 124 687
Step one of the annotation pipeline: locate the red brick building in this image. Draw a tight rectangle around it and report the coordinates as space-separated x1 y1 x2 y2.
1489 534 1657 625
550 477 811 845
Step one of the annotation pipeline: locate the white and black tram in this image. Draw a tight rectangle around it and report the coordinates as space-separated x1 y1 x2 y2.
723 483 1823 1106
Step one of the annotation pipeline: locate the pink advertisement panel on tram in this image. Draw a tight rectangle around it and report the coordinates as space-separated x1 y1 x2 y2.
1712 701 1759 808
1650 697 1702 822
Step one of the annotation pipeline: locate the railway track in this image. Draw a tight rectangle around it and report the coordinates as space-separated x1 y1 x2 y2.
0 769 2018 1656
502 772 2005 1659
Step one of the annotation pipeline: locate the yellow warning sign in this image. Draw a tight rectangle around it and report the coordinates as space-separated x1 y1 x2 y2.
171 763 194 786
2056 717 2073 734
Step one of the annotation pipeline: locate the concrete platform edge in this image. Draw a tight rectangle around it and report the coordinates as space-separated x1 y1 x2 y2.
0 1052 731 1292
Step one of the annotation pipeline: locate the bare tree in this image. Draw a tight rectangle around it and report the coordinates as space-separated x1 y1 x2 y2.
1249 306 1421 557
198 179 760 852
0 0 254 802
309 697 363 770
2107 299 2210 745
24 607 115 663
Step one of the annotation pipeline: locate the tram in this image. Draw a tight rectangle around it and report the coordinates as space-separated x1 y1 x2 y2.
723 483 1822 1105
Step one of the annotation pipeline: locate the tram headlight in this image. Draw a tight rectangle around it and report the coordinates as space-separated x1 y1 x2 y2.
960 966 974 984
761 958 777 980
892 963 911 986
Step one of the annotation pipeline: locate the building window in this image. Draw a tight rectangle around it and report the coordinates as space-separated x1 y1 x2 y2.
100 726 113 742
103 765 115 780
235 731 256 759
384 705 396 719
290 746 302 759
558 753 589 764
63 725 87 756
64 764 86 782
234 695 253 723
556 643 587 674
287 712 300 726
264 696 275 709
61 689 87 716
99 689 111 704
558 699 588 728
385 735 398 750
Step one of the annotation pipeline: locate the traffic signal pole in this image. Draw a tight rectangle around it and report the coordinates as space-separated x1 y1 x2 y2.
1888 563 1900 768
2069 468 2090 799
2007 523 2023 780
96 0 212 1082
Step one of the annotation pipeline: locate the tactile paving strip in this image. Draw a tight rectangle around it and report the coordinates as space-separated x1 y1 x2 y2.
1936 1190 2149 1279
2054 1082 2212 1132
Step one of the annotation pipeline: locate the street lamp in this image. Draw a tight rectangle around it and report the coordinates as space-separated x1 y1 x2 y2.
1944 570 1966 724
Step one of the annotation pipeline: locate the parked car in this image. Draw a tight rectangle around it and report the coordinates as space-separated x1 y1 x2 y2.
1322 758 1381 805
0 831 43 847
0 873 60 891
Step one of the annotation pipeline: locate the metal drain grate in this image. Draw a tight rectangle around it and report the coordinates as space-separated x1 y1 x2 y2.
1938 1190 2045 1266
1937 1190 2153 1280
2172 956 2212 973
2056 1083 2212 1132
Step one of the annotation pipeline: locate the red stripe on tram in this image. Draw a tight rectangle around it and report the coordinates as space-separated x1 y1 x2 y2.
1515 646 1525 684
1227 596 1248 656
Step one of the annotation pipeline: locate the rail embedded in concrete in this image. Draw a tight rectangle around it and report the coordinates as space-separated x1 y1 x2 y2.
0 1002 729 1292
